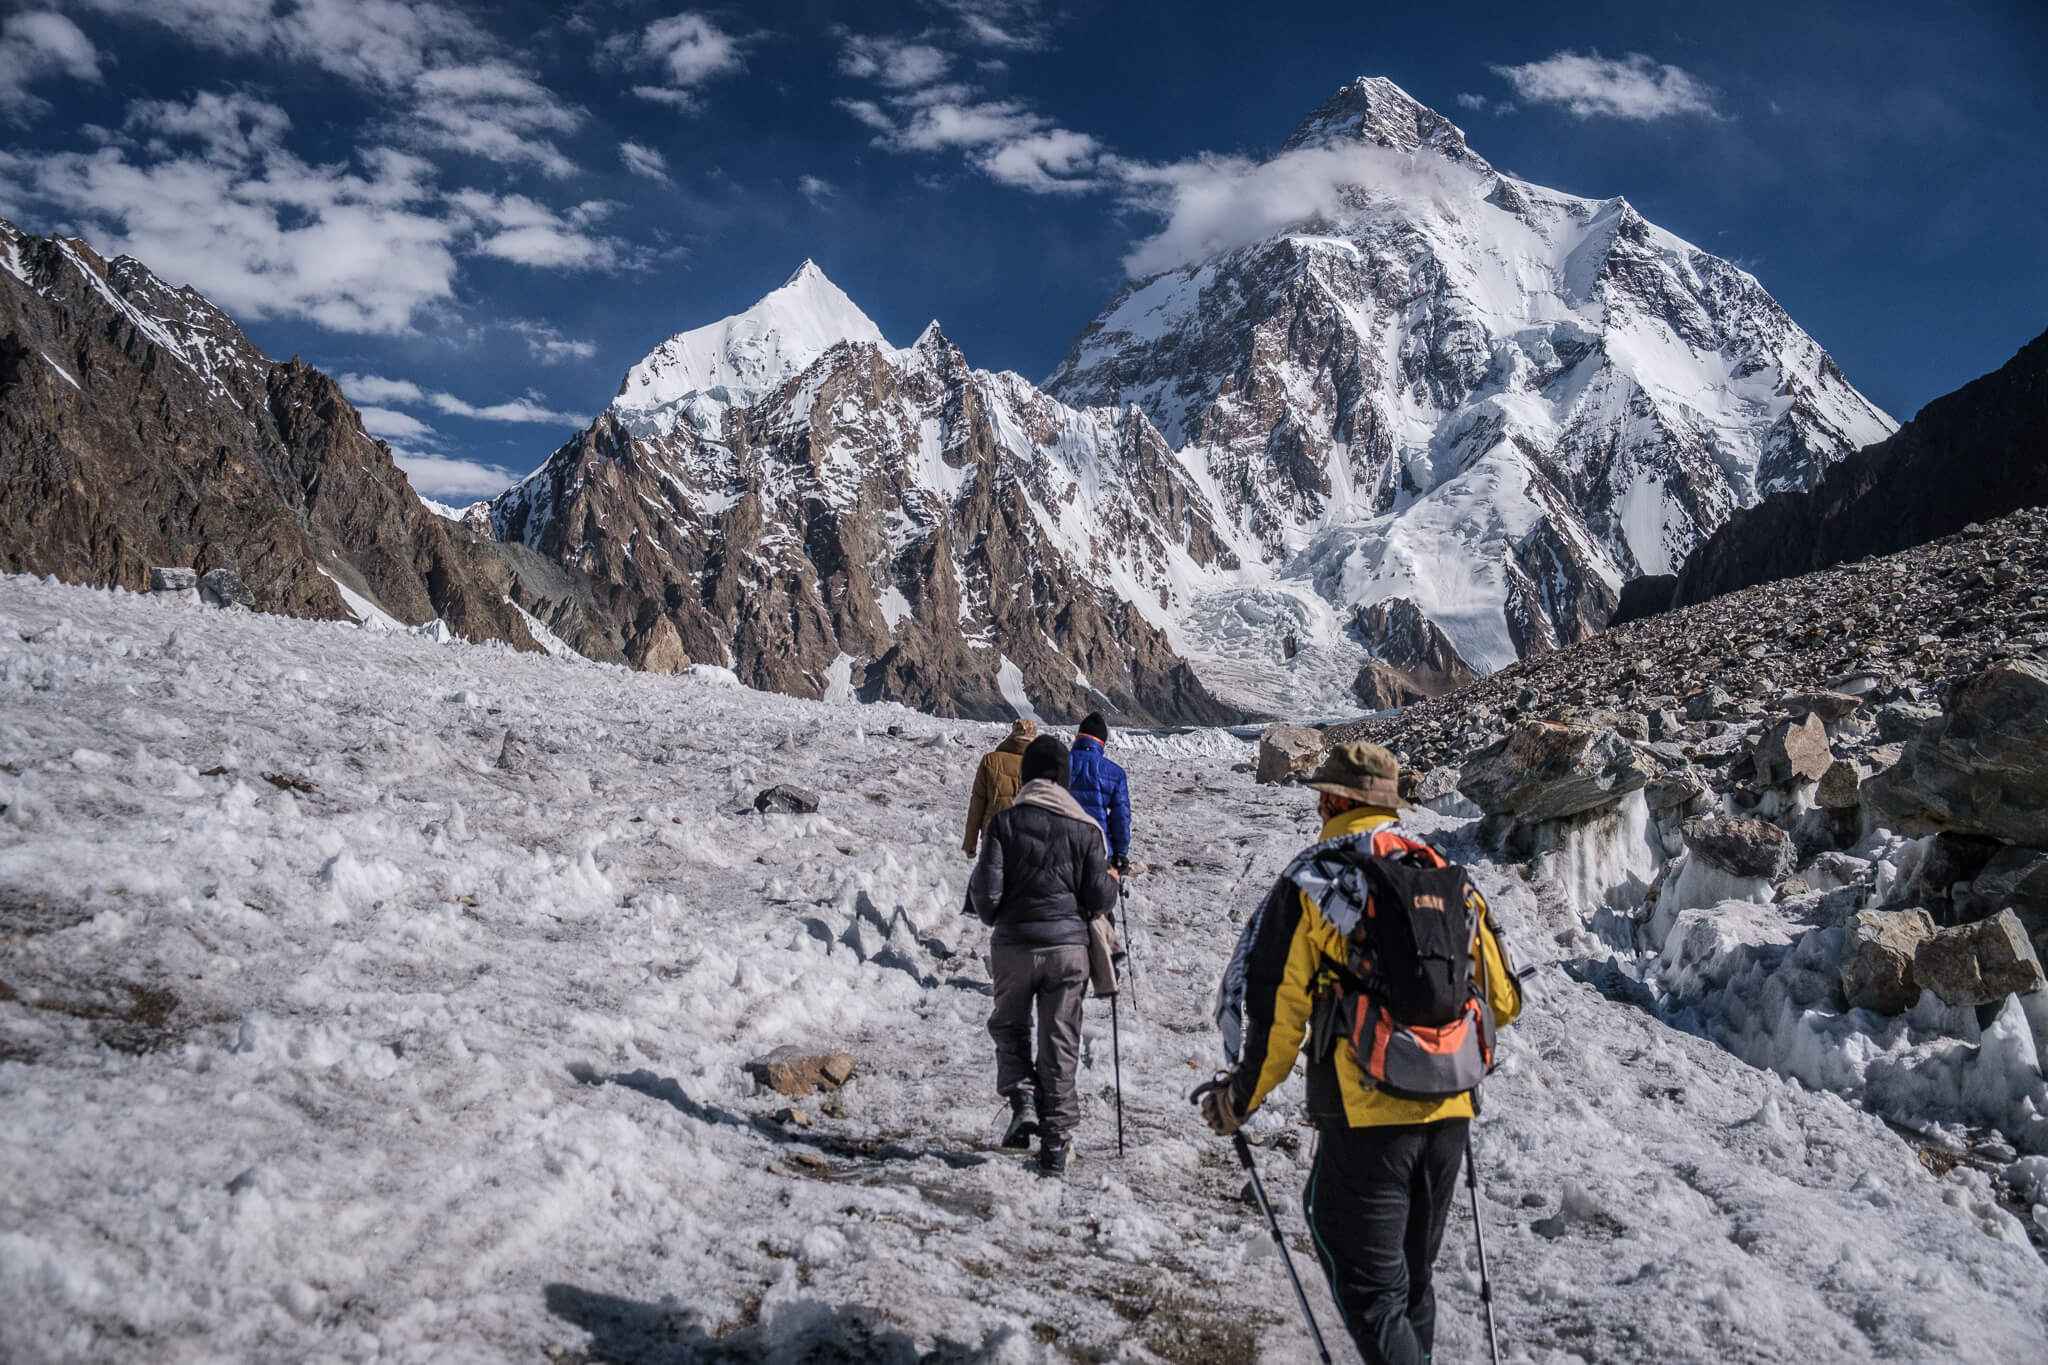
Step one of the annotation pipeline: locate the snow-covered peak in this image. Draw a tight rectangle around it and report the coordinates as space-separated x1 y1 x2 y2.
611 260 886 439
1279 76 1489 170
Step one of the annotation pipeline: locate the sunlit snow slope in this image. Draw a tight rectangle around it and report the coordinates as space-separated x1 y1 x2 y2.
3 578 2041 1363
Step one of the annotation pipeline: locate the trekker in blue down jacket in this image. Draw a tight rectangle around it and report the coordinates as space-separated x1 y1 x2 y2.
1069 712 1132 869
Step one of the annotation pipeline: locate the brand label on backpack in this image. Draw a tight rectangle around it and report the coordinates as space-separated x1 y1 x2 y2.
1297 827 1495 1101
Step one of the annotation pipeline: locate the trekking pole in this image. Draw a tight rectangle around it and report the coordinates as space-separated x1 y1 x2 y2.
1110 992 1126 1157
1465 1129 1504 1365
1190 1078 1332 1365
1118 878 1140 1008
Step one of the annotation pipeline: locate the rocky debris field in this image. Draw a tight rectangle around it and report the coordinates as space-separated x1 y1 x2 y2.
1289 503 2048 1180
1332 506 2048 783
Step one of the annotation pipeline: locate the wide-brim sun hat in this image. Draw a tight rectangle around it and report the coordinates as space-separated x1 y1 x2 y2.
1304 739 1405 807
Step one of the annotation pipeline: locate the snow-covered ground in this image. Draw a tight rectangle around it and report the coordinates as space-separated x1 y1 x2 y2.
3 575 2045 1363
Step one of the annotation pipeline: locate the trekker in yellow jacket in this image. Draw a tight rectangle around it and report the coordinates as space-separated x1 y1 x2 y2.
1202 740 1522 1365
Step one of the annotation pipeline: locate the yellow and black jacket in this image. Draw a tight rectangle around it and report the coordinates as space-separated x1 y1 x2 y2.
1217 806 1523 1128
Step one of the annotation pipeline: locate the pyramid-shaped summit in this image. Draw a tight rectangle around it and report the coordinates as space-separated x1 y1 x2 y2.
1278 75 1489 168
611 260 885 438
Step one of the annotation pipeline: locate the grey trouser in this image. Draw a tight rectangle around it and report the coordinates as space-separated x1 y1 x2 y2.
988 943 1089 1139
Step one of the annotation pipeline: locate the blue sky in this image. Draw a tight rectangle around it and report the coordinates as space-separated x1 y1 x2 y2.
2 1 2043 500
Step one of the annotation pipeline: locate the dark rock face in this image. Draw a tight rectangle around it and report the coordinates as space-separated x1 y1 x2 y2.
0 220 539 655
1607 575 1678 628
1351 598 1479 710
1673 326 2048 609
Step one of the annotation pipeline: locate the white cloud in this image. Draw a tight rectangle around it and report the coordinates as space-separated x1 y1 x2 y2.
71 0 585 174
980 128 1098 192
614 11 742 110
339 373 427 405
0 11 102 116
340 372 582 425
1456 92 1487 111
933 0 1050 52
0 134 463 333
895 99 1046 151
619 140 670 183
1114 142 1486 277
390 451 522 500
126 90 290 163
451 192 633 271
797 174 836 205
837 98 894 132
1491 51 1720 121
838 35 952 89
508 321 596 361
356 404 439 442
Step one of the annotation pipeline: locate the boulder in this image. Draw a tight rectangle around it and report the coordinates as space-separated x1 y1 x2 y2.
1684 686 1734 722
1647 708 1684 741
1782 691 1864 725
1839 908 1936 1013
1864 659 2048 846
1645 763 1708 813
1680 816 1797 881
1912 910 2046 1007
754 784 821 814
148 567 197 592
1257 723 1326 785
1875 700 1942 743
1959 847 2048 959
745 1046 857 1097
1752 713 1832 787
1457 722 1655 822
198 567 254 609
626 615 692 674
1398 766 1462 805
1816 760 1863 810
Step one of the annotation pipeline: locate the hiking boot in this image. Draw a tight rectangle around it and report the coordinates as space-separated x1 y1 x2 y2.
1000 1088 1039 1149
1037 1133 1071 1177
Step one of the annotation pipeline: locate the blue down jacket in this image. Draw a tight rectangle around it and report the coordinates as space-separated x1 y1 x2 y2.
1068 736 1131 859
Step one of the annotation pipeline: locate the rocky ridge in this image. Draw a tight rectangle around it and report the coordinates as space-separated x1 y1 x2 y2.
1671 325 2048 611
1307 504 2048 1155
0 218 542 653
491 282 1241 724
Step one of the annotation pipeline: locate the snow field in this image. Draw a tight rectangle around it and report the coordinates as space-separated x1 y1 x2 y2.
2 574 2045 1362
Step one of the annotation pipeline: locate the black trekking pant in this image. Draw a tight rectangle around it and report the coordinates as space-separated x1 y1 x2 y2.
1304 1119 1468 1365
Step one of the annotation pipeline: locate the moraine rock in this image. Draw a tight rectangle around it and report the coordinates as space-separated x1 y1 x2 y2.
1875 700 1942 743
1911 910 2047 1008
198 567 254 610
1681 816 1797 882
1781 690 1863 725
745 1046 857 1097
1752 713 1832 787
1684 686 1735 722
1816 760 1864 810
754 785 821 815
1257 723 1326 785
1839 908 1936 1013
1863 658 2048 846
149 567 196 592
1458 721 1655 822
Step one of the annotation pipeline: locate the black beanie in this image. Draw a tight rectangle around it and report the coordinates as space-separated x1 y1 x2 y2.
1078 712 1109 743
1021 734 1071 788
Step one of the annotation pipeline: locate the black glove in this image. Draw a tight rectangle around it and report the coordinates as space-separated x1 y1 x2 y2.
1111 854 1129 875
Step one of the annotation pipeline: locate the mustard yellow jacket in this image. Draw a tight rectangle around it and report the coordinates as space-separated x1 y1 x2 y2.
1228 805 1523 1128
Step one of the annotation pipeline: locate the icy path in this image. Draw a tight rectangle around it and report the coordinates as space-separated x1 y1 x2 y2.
2 576 2044 1363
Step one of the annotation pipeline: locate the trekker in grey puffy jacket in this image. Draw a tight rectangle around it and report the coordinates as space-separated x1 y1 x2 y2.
968 734 1119 1175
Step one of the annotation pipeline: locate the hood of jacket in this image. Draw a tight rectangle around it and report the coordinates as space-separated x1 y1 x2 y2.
995 733 1032 756
1012 778 1094 825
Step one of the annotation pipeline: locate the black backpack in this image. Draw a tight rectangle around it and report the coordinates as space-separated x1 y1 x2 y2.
1305 828 1494 1101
